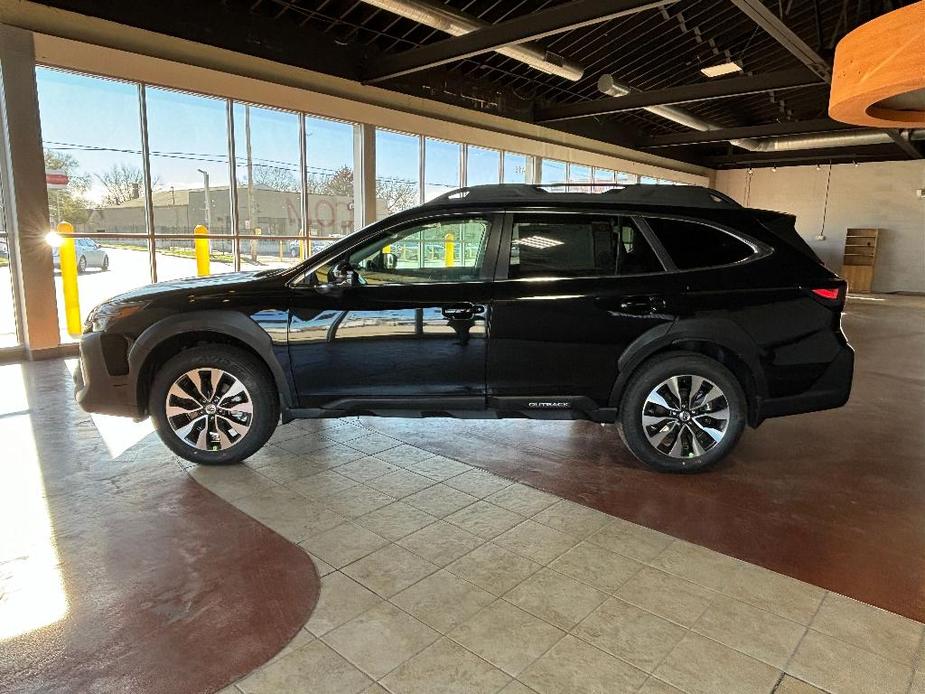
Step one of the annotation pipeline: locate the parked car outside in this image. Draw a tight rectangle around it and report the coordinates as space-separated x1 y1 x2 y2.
73 184 853 472
53 237 110 273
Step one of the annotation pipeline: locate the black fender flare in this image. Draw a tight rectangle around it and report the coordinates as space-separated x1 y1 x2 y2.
127 310 295 413
609 318 768 420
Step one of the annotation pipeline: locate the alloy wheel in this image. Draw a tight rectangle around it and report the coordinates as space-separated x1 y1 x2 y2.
641 374 730 459
165 368 254 451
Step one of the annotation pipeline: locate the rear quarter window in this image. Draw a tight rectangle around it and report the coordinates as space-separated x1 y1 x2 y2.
645 217 754 270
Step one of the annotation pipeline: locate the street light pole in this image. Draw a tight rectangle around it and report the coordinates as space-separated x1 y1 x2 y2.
196 168 212 231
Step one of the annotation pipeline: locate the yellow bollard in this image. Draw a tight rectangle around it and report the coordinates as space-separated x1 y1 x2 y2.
194 224 210 276
299 239 306 261
444 233 455 268
57 221 82 338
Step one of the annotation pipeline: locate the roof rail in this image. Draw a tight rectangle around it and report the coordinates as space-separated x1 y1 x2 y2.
425 184 548 204
424 183 742 209
603 184 742 208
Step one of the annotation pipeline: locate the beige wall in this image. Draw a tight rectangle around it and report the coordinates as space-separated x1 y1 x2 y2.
716 161 925 293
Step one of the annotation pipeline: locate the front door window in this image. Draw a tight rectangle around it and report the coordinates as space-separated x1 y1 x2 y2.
348 217 490 285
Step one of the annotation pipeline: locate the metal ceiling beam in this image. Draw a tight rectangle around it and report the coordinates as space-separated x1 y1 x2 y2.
885 129 924 159
362 0 677 83
641 119 858 147
705 145 900 167
727 0 832 82
535 68 820 123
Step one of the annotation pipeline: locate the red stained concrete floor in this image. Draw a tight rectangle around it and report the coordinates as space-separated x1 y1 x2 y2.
364 295 925 622
0 362 319 694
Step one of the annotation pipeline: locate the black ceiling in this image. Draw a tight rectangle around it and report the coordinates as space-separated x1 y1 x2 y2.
35 0 921 169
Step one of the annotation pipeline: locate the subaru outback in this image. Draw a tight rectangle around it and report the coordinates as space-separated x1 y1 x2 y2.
74 184 853 472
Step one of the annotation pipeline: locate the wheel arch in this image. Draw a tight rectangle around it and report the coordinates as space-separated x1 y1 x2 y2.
610 319 767 426
128 310 295 418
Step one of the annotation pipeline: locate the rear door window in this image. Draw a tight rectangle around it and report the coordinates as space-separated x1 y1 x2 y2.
508 215 663 279
644 217 754 270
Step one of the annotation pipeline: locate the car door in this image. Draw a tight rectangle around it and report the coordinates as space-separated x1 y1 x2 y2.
287 213 501 410
487 210 679 412
86 239 104 267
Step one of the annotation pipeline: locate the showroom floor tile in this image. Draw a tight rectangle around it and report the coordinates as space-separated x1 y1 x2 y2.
7 297 925 694
194 417 925 694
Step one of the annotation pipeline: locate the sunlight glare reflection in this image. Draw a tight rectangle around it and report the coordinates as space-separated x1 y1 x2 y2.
0 365 69 640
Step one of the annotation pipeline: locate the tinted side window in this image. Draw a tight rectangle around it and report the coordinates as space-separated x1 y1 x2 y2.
509 216 663 279
645 217 753 269
345 218 489 285
615 218 664 276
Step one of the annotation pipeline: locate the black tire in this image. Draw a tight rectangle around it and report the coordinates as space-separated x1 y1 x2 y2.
101 255 109 271
77 256 87 274
619 352 746 473
149 344 279 465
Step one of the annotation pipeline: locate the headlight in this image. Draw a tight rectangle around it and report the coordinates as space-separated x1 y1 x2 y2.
84 301 149 334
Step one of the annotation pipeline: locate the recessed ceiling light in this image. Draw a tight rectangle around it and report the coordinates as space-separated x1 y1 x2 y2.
700 61 744 78
515 235 563 250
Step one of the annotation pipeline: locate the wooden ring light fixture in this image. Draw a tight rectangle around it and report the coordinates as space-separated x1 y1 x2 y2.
829 1 925 128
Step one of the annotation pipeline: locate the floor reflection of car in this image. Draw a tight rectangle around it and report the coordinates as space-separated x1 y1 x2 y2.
53 238 110 273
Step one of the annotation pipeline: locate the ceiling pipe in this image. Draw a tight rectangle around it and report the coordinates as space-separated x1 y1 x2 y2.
598 73 914 152
360 0 585 81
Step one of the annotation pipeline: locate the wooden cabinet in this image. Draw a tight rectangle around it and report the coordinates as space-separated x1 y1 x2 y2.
841 228 880 293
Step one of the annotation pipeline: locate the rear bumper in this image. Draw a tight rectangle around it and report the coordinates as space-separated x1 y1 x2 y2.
74 332 141 419
754 344 854 424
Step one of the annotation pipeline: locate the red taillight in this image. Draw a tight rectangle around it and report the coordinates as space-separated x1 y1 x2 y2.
811 287 841 300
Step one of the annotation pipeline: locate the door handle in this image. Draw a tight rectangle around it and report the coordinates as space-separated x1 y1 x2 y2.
617 296 666 315
442 303 484 320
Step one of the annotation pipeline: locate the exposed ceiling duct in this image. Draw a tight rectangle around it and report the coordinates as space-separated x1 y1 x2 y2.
597 74 912 153
360 0 585 81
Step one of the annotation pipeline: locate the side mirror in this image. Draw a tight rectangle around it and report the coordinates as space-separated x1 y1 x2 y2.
316 261 358 295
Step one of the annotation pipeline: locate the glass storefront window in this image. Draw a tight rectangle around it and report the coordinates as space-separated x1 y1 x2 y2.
153 237 235 282
567 163 591 192
424 138 460 202
640 175 658 185
466 146 500 186
592 167 616 192
503 152 532 183
36 68 148 236
0 170 16 346
376 130 420 219
233 103 300 236
53 237 152 340
306 116 359 238
232 103 301 271
146 87 232 235
541 158 567 186
616 171 639 185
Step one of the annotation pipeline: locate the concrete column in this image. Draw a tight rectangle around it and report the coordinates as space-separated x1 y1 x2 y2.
354 123 376 228
530 156 543 185
0 24 59 354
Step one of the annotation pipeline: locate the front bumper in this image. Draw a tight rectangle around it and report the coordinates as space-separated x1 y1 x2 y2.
753 344 854 424
74 332 141 419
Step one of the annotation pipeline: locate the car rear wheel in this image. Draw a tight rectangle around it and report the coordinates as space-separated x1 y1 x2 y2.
149 344 279 465
619 353 746 473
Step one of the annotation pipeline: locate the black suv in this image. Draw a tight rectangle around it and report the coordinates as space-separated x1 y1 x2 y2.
74 184 853 472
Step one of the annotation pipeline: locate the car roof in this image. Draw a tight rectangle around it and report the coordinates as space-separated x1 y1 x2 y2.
422 183 742 211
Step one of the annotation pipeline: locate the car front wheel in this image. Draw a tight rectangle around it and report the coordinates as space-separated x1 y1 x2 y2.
619 353 746 473
149 344 279 465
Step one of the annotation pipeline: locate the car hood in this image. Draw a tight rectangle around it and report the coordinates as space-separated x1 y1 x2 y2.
107 269 285 304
